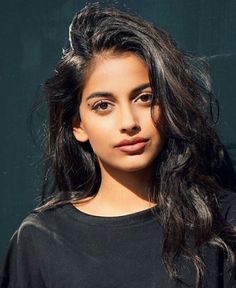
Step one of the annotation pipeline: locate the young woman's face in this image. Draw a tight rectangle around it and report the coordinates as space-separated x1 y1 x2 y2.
73 52 165 172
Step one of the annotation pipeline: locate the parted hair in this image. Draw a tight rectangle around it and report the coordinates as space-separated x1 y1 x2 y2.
36 3 236 287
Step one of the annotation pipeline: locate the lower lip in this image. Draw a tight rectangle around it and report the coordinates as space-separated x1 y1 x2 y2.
116 141 148 153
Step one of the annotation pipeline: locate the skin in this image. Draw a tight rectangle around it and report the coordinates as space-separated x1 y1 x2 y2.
72 52 165 216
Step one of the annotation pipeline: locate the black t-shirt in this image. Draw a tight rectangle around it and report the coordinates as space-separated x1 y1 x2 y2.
1 191 236 288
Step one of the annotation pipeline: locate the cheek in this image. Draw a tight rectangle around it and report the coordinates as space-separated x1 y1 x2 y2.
151 106 165 134
82 120 113 152
84 118 113 135
151 105 162 122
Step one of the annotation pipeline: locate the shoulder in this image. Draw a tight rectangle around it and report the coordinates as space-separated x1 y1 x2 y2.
0 206 66 288
2 205 67 265
218 189 236 224
14 204 66 243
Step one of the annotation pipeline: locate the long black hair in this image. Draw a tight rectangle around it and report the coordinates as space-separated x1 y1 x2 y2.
35 2 236 287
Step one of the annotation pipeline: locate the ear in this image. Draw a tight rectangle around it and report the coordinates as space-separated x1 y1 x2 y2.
72 120 89 142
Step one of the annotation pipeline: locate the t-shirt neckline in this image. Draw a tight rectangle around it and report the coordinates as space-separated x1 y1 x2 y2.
63 203 158 227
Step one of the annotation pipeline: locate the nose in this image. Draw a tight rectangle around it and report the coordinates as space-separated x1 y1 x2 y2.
119 104 140 133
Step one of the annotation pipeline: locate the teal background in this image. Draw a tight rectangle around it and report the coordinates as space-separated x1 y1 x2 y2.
1 0 235 264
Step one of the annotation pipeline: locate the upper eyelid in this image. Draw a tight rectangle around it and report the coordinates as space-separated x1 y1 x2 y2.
135 92 153 102
136 91 153 96
89 91 153 104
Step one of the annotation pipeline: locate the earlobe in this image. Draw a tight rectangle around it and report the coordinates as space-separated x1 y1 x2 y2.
72 122 89 142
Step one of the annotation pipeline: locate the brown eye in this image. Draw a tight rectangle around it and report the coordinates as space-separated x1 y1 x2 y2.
137 93 153 103
98 102 109 110
91 100 113 112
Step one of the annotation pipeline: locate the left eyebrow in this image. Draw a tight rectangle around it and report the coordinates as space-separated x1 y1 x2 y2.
86 83 151 101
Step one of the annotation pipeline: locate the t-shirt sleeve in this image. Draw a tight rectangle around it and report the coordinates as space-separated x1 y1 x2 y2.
0 214 47 288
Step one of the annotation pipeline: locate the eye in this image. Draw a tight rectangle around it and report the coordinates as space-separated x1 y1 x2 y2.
136 93 153 103
91 100 113 113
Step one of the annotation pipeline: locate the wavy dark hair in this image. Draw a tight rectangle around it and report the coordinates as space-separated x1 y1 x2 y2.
35 2 236 287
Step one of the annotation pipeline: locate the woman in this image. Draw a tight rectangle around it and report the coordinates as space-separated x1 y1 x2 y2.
1 3 236 288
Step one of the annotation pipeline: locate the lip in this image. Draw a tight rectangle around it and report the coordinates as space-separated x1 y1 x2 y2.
115 137 149 147
116 141 148 153
115 137 149 153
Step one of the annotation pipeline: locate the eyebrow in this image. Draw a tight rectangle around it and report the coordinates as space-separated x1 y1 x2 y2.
86 83 151 101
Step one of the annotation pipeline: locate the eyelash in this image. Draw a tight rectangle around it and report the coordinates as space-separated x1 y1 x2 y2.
91 93 154 113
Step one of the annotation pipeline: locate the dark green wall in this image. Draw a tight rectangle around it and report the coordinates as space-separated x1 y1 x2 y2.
1 0 235 264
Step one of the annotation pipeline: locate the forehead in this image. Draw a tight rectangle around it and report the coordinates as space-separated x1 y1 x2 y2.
82 52 150 95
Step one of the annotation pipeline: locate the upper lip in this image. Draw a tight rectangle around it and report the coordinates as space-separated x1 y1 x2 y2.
115 137 149 147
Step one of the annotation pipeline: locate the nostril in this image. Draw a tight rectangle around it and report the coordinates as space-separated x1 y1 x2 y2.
132 124 140 130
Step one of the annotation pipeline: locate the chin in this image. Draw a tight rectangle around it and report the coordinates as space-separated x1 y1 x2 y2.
98 155 156 173
115 159 155 173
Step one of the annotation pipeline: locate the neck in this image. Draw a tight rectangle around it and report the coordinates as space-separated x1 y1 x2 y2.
73 160 158 216
93 160 157 214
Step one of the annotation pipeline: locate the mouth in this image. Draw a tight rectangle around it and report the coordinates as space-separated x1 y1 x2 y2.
115 140 149 153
